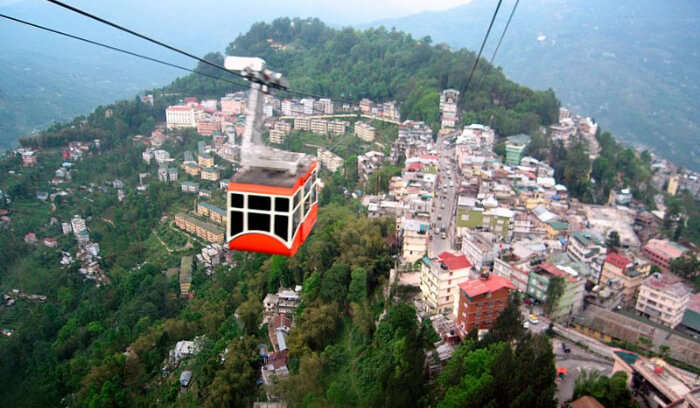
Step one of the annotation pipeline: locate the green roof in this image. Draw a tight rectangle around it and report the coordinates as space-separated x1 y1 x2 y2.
547 221 569 231
682 309 700 332
176 213 224 235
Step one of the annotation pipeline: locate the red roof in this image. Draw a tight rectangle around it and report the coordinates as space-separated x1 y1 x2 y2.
404 161 423 172
605 252 631 270
538 262 576 282
459 274 514 298
438 251 472 270
184 97 198 103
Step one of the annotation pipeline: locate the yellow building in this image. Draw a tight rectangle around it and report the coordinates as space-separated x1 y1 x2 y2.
201 167 220 181
175 213 225 243
183 162 201 176
198 153 214 168
196 202 226 224
179 255 193 297
545 221 569 240
667 175 680 196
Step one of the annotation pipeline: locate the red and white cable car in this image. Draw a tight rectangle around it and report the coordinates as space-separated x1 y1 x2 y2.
224 57 319 257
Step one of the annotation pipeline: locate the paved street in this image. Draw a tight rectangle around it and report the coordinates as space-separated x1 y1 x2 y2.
552 337 613 405
429 131 459 257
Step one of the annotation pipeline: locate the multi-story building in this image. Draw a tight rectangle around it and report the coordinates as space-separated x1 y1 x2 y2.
181 181 200 193
183 161 200 176
641 239 688 273
269 128 287 144
636 273 691 328
359 98 372 113
599 252 643 308
327 120 347 136
294 117 310 131
166 105 197 129
461 231 498 271
527 262 585 321
198 152 214 168
196 116 222 136
354 121 376 142
317 147 344 173
310 118 328 134
401 218 430 263
220 93 246 115
493 258 531 293
196 202 226 224
200 167 220 181
179 256 193 297
568 229 606 263
439 89 459 129
456 207 513 240
175 213 225 243
455 273 515 337
317 98 334 114
504 134 530 166
420 251 473 315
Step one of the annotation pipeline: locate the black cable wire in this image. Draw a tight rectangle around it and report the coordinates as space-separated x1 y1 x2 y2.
460 0 503 97
45 0 248 81
476 0 520 89
0 14 249 90
44 0 357 106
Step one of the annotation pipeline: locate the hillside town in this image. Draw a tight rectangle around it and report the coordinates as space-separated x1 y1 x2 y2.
5 81 699 407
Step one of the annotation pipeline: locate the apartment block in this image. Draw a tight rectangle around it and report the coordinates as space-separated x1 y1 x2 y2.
420 251 473 315
641 239 688 273
196 202 226 224
175 213 224 243
636 273 691 328
599 252 643 307
455 273 514 337
354 121 376 142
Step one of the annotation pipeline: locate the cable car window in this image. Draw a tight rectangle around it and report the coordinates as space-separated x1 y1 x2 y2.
275 197 289 212
304 178 311 195
274 215 289 241
293 190 301 209
248 212 270 232
248 195 271 211
230 211 243 236
292 207 301 235
304 194 311 216
230 193 244 208
311 185 317 203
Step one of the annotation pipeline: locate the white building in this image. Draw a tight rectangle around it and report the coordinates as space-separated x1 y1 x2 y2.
317 147 344 173
354 121 376 142
166 105 197 129
461 231 498 271
420 251 473 315
636 273 691 328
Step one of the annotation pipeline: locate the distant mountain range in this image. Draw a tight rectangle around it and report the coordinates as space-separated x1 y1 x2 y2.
365 0 700 170
2 0 698 170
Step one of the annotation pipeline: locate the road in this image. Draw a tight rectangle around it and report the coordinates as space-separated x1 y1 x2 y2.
429 131 460 257
552 337 613 405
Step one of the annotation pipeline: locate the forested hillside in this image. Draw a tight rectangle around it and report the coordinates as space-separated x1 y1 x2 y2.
0 18 562 407
169 18 559 136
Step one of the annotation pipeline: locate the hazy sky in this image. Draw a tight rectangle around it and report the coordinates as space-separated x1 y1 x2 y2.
0 0 474 22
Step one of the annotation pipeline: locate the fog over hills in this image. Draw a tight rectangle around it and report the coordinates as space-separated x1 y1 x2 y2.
365 0 700 170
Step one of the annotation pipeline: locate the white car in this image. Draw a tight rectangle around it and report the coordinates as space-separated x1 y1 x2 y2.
523 321 530 329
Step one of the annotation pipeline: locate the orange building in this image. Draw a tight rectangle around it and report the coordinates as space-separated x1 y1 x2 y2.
456 273 515 338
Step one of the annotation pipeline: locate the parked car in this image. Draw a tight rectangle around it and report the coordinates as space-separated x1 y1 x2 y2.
523 321 530 329
528 314 539 324
561 343 571 353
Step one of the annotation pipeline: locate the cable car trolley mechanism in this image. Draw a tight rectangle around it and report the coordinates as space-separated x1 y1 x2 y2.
225 57 319 257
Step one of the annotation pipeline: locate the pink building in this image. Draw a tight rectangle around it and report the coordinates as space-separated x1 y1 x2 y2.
642 239 688 273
